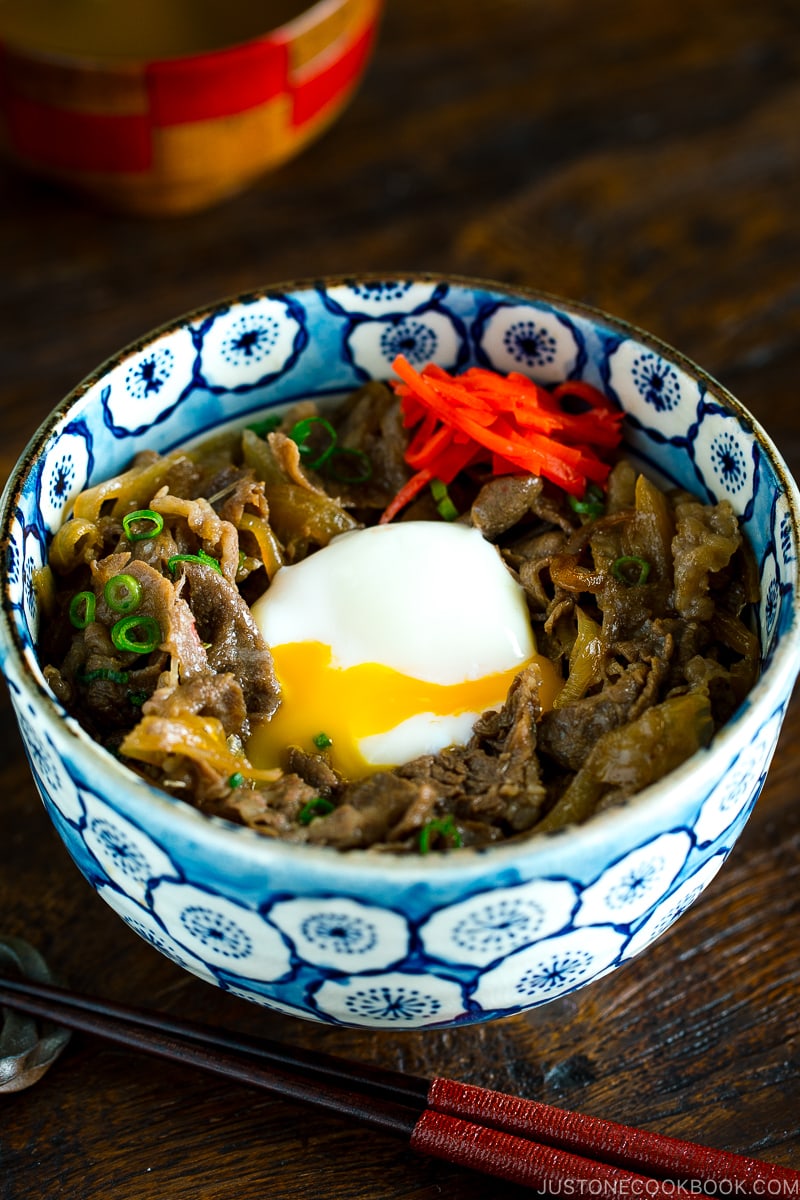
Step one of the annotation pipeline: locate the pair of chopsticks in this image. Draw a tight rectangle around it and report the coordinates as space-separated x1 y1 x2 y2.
1 974 797 1196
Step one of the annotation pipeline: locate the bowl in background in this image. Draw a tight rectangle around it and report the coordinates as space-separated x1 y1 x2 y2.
0 0 382 215
1 274 799 1030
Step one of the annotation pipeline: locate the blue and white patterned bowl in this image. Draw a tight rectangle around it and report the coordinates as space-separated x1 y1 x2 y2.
2 275 800 1029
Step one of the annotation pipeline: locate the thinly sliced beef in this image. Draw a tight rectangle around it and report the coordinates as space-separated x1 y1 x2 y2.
302 662 550 848
672 498 742 620
538 662 652 772
44 621 167 734
471 475 544 539
150 491 240 581
40 400 761 852
203 775 319 837
214 470 270 525
306 773 432 850
285 747 340 793
178 561 280 723
92 553 208 681
143 673 247 737
436 662 547 832
331 382 410 508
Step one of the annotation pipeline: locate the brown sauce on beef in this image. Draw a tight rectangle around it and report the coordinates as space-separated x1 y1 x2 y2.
38 383 760 853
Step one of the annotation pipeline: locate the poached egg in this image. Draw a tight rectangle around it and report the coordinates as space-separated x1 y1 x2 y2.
248 521 559 779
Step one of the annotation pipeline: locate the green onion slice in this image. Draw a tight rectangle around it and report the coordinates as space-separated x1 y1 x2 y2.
569 483 605 519
611 555 651 586
246 413 283 437
69 590 96 629
122 509 164 542
312 731 332 750
104 573 142 614
298 796 335 825
78 668 129 685
288 416 338 470
419 814 463 855
110 614 161 654
228 772 245 789
127 690 149 707
328 448 373 484
167 550 222 575
430 478 458 521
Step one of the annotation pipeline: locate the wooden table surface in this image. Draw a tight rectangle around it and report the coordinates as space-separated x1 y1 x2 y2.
1 1 799 1196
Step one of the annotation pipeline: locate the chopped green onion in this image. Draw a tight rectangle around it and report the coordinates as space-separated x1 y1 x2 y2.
78 668 130 685
69 590 95 629
285 416 373 484
312 731 332 750
289 416 338 470
246 413 283 437
328 448 373 484
298 796 335 825
611 555 651 586
569 483 605 519
228 772 245 789
430 478 458 521
122 509 164 542
167 550 222 575
419 814 462 854
127 690 149 707
104 573 142 614
110 614 161 654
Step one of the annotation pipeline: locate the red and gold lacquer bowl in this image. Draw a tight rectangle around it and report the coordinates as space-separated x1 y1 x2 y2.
0 0 382 215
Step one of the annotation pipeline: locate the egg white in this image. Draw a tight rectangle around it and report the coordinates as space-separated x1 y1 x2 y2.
248 521 548 777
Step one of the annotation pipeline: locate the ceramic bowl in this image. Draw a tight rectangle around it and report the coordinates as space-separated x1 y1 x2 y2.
2 275 799 1030
0 0 382 215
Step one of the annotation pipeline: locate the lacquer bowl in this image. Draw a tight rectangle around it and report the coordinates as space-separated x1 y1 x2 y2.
0 0 382 215
2 275 799 1029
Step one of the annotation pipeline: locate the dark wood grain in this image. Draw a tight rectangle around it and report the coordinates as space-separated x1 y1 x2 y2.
1 1 799 1197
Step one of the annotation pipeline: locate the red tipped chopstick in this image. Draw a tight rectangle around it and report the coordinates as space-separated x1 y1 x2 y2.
1 974 797 1196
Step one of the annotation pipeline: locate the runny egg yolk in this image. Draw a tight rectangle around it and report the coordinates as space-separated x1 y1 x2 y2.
247 521 561 780
248 641 560 780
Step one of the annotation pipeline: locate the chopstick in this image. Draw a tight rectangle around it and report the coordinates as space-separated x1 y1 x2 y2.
1 975 797 1196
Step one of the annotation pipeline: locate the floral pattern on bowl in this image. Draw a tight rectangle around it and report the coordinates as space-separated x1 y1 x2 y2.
1 275 799 1029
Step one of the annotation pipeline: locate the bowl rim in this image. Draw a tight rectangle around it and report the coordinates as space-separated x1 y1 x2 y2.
3 270 800 878
0 0 371 70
